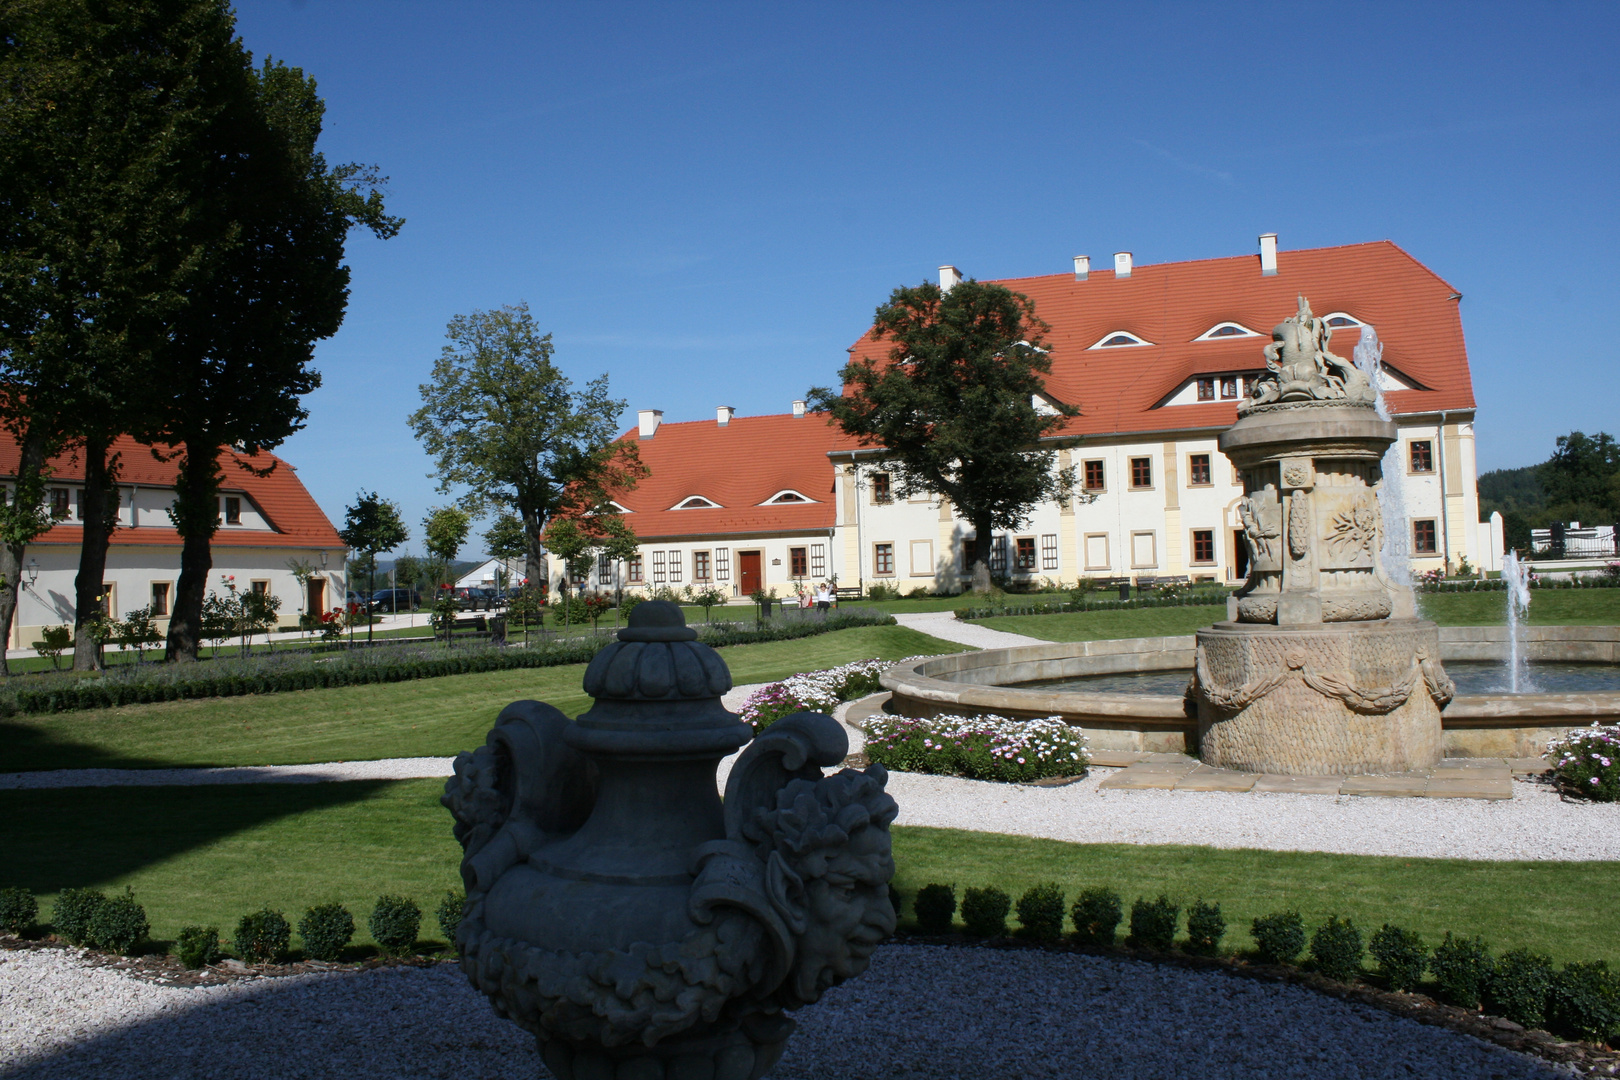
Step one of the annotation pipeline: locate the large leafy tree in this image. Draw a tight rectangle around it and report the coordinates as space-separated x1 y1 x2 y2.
152 54 401 661
1538 431 1620 521
808 279 1078 590
409 303 647 590
0 0 249 671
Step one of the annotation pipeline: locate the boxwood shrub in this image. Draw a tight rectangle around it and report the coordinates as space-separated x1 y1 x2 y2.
960 886 1010 938
1070 887 1122 947
1549 961 1620 1043
1128 895 1179 951
175 925 225 969
52 888 106 947
1488 948 1554 1030
1430 932 1494 1009
437 891 465 945
1309 916 1364 982
1369 924 1429 992
88 889 149 956
1184 900 1226 957
369 895 421 956
1251 911 1306 964
0 886 37 935
913 884 956 934
298 902 355 962
235 908 291 963
1014 883 1065 941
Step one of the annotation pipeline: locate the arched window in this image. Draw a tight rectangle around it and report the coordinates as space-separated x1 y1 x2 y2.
761 490 815 505
1087 330 1152 349
1195 321 1260 341
672 495 721 510
1322 312 1362 328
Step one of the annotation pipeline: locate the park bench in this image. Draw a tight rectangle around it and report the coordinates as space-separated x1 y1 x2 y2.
443 614 506 645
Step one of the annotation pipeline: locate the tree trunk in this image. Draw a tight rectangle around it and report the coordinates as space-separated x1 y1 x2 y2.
165 441 221 662
0 429 55 678
73 434 119 671
971 510 994 593
523 508 544 592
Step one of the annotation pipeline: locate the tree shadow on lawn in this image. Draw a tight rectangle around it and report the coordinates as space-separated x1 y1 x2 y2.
0 718 186 773
0 780 404 901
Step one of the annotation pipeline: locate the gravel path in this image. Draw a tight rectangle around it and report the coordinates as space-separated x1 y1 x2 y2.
891 610 1042 648
0 945 1574 1080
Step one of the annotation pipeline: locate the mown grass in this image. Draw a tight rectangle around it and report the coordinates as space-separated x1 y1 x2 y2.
975 605 1226 642
2 782 1611 966
0 623 959 772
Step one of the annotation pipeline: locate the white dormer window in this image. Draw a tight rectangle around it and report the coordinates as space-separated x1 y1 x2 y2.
761 489 816 505
1194 321 1260 341
1088 330 1152 349
606 500 632 514
671 495 721 510
1322 311 1363 328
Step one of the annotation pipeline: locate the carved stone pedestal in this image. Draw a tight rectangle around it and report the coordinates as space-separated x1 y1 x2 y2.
1196 619 1451 775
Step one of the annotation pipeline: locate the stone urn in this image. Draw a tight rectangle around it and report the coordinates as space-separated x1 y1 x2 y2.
441 601 898 1080
1193 297 1454 776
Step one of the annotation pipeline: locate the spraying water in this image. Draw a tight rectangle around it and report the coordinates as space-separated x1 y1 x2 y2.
1352 326 1414 593
1502 549 1537 693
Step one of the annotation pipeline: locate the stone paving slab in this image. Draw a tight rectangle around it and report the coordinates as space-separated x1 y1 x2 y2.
1507 757 1553 775
1088 749 1151 768
1253 774 1347 794
1097 770 1188 790
1174 767 1258 792
1339 774 1433 797
1091 755 1522 800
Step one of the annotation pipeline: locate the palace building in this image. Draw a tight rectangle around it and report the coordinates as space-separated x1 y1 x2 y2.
604 237 1490 599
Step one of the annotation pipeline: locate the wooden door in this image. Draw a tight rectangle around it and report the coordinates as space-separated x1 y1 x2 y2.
738 550 762 595
309 578 326 614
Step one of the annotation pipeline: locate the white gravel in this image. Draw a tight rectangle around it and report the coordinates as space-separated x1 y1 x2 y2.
0 944 1573 1079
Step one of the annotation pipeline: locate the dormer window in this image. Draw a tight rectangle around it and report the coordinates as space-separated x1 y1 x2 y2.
1322 312 1362 328
1195 321 1260 341
1088 330 1151 349
761 489 815 505
672 495 721 510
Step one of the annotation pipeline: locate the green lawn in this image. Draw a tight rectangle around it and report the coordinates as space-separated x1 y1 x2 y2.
0 623 959 772
975 604 1227 641
2 781 1611 966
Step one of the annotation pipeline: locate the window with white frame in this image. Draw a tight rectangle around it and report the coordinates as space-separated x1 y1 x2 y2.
715 547 730 581
990 536 1007 574
668 550 683 583
652 550 667 584
1041 534 1058 571
810 544 826 578
598 553 612 585
694 550 711 581
1014 537 1036 571
627 554 644 583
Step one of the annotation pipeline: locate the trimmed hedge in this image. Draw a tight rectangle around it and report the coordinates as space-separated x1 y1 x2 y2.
0 609 897 717
957 596 1228 620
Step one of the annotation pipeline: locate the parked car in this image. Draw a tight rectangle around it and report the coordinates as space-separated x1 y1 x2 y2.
369 588 420 613
449 586 485 611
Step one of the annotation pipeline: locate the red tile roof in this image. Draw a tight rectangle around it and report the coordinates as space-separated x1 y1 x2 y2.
0 435 344 549
841 241 1474 442
612 414 839 539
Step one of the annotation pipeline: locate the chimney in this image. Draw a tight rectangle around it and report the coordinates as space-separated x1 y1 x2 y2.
1259 232 1278 276
1114 251 1132 278
716 405 734 426
939 265 962 292
1073 255 1090 281
637 409 662 438
792 399 806 418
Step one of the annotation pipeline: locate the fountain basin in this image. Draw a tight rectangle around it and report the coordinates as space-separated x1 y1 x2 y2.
880 625 1620 759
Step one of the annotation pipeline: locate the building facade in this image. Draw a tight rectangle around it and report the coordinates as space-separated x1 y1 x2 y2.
602 238 1486 599
2 437 347 647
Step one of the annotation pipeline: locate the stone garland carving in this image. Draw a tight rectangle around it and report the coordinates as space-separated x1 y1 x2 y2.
1194 644 1454 718
441 711 897 1056
1288 491 1312 560
1241 295 1376 413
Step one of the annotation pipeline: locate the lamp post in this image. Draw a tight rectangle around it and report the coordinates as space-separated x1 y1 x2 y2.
25 558 39 587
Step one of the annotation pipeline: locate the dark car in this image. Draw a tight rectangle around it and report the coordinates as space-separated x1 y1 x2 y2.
369 588 420 613
449 586 484 611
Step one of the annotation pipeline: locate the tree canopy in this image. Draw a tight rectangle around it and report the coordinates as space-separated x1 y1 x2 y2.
409 303 647 590
807 278 1076 588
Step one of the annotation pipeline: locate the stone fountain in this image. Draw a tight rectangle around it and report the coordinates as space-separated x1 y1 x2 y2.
1192 297 1456 775
442 601 897 1080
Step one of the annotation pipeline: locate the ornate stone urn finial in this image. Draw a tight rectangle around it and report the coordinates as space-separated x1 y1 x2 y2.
441 600 898 1080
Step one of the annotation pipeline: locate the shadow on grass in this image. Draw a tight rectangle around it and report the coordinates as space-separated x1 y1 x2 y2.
0 781 398 896
0 719 188 774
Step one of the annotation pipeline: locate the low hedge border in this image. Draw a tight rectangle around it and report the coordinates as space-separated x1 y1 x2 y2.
957 597 1228 620
0 609 896 717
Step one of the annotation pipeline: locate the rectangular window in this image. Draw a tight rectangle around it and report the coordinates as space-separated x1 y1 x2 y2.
99 583 114 618
990 536 1007 575
1083 460 1105 491
910 539 934 577
810 544 826 578
224 497 242 525
1188 453 1212 486
1220 377 1238 399
789 547 808 577
1130 456 1153 489
1409 440 1434 473
652 550 667 584
572 560 588 585
1192 528 1216 563
1130 530 1157 568
1084 533 1110 570
598 553 612 585
1014 537 1037 571
693 551 711 581
150 582 170 617
1196 378 1215 401
871 472 892 504
962 537 978 571
250 579 270 597
873 543 894 575
50 488 69 519
627 555 644 583
1041 533 1059 571
715 547 730 581
1413 519 1438 554
668 550 683 583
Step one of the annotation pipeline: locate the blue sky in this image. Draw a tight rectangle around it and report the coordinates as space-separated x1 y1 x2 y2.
233 1 1620 559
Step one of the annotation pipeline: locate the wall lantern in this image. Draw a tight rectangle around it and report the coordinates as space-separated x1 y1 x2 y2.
25 558 39 586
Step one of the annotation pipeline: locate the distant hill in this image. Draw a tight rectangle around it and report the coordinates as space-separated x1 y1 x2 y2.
1478 464 1544 517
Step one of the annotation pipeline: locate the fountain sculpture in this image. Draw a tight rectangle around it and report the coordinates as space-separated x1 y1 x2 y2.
442 601 898 1080
1193 297 1455 775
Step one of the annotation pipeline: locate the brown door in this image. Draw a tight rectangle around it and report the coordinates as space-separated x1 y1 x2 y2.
308 578 326 614
738 550 762 595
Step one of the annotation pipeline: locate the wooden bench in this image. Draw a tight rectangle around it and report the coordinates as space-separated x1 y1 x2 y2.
444 614 506 645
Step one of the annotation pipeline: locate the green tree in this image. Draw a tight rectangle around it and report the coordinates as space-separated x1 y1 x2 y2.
541 518 593 628
808 279 1078 590
423 506 472 565
483 513 530 562
339 492 408 643
1538 431 1620 522
408 303 647 591
151 53 400 662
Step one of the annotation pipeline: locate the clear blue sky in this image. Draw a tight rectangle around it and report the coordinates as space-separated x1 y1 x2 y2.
233 0 1620 559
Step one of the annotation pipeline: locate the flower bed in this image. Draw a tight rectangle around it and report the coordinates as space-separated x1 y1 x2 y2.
1547 724 1620 801
862 712 1089 783
735 657 903 735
